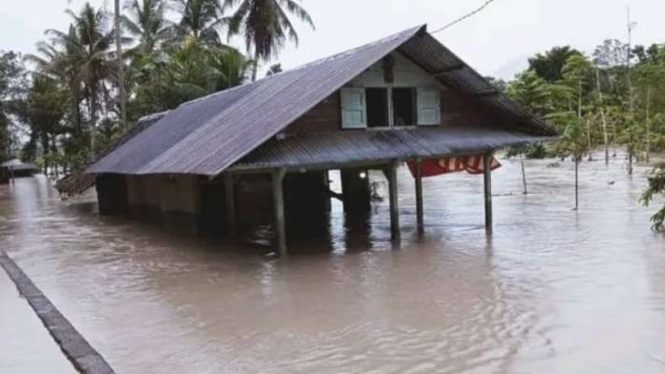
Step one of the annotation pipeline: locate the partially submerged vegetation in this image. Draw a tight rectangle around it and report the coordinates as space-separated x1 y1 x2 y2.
500 40 665 223
0 1 664 229
641 163 665 231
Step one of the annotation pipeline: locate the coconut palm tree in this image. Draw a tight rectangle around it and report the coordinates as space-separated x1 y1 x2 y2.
26 27 85 135
171 0 226 46
122 0 172 54
224 0 314 80
114 0 128 128
39 3 113 150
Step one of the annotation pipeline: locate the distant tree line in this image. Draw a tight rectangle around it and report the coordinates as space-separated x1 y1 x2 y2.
496 39 665 226
0 0 313 174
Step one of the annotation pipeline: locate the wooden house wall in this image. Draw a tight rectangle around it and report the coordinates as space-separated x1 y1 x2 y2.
283 51 507 135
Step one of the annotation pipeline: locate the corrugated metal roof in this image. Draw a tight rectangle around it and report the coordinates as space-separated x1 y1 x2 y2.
230 127 552 172
1 159 38 171
397 33 554 135
56 111 168 195
87 26 426 176
87 25 557 177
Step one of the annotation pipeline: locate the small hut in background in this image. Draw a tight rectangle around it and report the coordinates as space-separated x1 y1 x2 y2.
1 159 39 183
80 25 557 254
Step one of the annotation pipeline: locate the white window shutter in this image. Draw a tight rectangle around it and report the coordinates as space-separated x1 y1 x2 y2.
341 88 367 129
417 87 441 126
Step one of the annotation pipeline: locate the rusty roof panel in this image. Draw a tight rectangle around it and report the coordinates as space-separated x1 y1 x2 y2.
230 127 553 171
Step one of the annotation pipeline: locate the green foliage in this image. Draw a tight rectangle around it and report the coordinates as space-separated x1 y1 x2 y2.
130 44 250 116
593 39 629 68
122 0 172 55
266 63 282 77
172 0 225 46
528 46 583 83
0 51 27 161
547 111 588 158
507 71 550 116
641 163 665 231
10 0 312 174
226 0 315 61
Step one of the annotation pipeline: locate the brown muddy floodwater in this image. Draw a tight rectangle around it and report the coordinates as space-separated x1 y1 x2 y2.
1 152 665 374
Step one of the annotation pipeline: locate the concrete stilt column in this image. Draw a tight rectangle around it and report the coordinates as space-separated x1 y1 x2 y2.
384 163 400 241
272 169 287 256
224 173 237 238
414 159 424 235
483 153 493 235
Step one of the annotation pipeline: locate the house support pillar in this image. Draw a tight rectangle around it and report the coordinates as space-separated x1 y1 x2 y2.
384 163 400 241
414 159 424 235
272 168 287 256
341 168 371 212
224 173 237 238
483 153 493 235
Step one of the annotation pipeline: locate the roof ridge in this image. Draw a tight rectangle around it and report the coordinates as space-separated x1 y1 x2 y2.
178 25 426 108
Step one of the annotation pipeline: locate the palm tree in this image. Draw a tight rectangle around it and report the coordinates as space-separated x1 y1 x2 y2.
39 3 113 151
24 76 68 174
122 0 172 54
114 0 128 128
26 28 85 135
224 0 314 80
171 0 226 46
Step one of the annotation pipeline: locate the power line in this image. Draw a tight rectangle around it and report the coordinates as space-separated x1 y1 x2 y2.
431 0 500 34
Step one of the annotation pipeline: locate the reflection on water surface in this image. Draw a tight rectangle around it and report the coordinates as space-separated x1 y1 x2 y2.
1 154 664 374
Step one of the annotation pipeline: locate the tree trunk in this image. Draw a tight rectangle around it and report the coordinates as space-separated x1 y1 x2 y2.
41 135 49 176
585 119 593 161
251 59 259 82
596 68 610 166
574 156 579 210
520 154 528 195
114 0 127 128
51 137 59 179
646 87 651 164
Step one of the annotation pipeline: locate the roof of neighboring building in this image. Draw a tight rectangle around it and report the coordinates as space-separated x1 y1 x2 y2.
87 25 557 177
230 126 551 172
55 111 168 196
1 159 39 171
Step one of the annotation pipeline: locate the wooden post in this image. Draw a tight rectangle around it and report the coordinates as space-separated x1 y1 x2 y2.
415 159 424 235
224 173 237 238
384 163 400 240
483 153 493 235
272 169 287 256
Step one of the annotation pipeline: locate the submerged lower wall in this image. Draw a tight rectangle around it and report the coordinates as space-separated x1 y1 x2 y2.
97 174 203 235
94 169 374 241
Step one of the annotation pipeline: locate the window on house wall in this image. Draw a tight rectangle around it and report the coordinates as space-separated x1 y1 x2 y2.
393 88 416 126
366 88 389 128
416 87 441 126
341 88 367 129
341 86 441 129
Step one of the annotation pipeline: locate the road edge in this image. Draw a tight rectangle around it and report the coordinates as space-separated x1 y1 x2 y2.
0 249 115 374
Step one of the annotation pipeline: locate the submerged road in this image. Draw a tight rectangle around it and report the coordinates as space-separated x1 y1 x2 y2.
1 152 664 373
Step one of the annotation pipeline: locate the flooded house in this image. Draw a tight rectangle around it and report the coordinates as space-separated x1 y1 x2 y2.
84 25 557 254
1 159 39 183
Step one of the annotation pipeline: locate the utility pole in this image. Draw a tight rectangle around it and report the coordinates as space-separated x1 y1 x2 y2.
596 67 610 166
115 0 127 129
626 6 637 175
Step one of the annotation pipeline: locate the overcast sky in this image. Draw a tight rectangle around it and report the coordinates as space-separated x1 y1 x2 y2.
1 0 663 80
